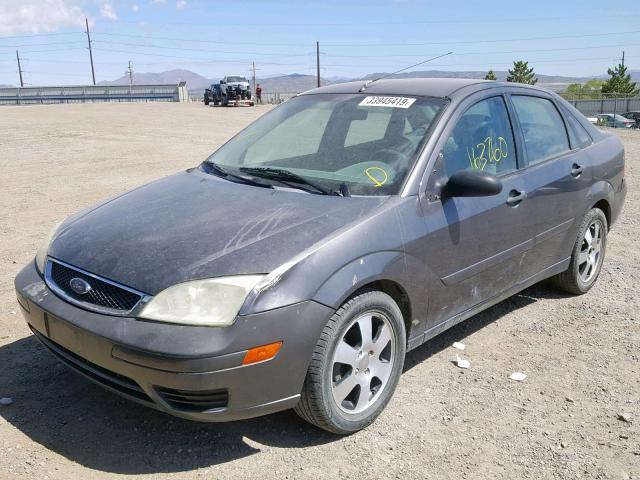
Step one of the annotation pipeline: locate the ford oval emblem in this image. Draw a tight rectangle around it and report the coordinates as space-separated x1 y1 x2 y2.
69 277 92 295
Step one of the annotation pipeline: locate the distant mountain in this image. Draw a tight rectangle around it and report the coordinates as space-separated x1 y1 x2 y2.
97 68 640 95
255 74 330 94
98 69 212 90
354 70 600 92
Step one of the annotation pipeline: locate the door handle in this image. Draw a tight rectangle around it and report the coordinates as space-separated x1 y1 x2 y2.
506 189 525 206
571 163 584 177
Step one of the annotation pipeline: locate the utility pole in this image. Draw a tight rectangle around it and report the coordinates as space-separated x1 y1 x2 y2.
622 50 625 68
85 18 96 85
316 41 320 88
15 50 24 87
126 61 133 98
252 61 256 95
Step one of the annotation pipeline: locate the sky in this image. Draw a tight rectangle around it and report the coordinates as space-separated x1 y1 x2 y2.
0 0 639 86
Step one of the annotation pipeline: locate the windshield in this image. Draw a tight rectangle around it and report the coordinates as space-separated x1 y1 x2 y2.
226 76 246 83
205 93 444 195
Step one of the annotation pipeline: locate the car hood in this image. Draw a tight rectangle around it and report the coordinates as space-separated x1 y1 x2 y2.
226 82 249 88
49 168 387 295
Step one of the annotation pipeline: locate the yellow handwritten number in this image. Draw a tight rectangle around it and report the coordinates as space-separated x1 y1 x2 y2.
364 167 388 187
467 136 508 171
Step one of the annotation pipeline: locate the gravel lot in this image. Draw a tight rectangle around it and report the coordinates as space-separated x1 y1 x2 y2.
0 103 638 480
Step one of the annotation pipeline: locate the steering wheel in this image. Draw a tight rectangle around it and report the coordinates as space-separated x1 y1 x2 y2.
373 148 410 171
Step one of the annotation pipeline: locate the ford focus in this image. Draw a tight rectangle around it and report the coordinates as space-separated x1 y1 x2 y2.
15 78 626 434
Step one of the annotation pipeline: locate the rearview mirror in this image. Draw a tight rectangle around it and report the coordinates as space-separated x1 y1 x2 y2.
444 170 502 197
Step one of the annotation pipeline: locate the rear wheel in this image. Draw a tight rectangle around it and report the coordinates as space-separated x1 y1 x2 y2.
295 290 406 434
550 208 607 294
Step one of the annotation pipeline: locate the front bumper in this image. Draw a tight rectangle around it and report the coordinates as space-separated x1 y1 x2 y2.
14 261 333 422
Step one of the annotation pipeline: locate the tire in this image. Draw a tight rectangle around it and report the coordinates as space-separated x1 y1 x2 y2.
295 290 406 434
550 208 607 295
203 97 209 106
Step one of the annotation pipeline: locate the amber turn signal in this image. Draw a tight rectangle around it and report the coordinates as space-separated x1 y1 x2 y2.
242 341 283 365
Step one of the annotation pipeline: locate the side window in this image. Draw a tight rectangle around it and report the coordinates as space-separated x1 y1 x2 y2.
511 96 570 164
565 113 592 148
443 96 517 176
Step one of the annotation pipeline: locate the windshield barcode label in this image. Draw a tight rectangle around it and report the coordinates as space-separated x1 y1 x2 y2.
359 96 416 109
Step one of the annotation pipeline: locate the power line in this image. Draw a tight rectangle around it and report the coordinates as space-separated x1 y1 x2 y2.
90 29 640 48
90 47 323 66
0 31 82 40
90 40 316 57
323 30 640 47
86 12 640 27
0 46 86 53
0 40 88 49
326 43 640 59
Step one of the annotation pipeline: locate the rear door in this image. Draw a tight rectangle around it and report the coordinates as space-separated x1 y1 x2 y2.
506 91 593 282
418 92 532 327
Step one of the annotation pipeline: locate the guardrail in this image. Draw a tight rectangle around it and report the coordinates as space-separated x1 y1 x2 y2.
0 83 189 105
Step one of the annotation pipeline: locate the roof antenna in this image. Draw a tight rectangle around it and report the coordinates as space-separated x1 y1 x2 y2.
359 51 453 92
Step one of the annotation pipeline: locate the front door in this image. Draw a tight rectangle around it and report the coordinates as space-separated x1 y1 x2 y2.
418 94 531 329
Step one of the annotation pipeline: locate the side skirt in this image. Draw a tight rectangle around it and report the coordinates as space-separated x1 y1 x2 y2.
406 256 570 351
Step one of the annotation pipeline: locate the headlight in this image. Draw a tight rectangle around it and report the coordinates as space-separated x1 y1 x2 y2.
35 222 62 274
138 275 265 327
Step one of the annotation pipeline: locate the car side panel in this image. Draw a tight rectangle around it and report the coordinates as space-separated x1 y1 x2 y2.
584 133 625 225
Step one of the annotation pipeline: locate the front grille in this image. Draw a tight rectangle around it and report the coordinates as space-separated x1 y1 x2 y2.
31 327 152 403
47 260 142 313
156 387 229 412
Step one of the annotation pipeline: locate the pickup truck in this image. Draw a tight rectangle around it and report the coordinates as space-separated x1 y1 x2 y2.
204 76 253 106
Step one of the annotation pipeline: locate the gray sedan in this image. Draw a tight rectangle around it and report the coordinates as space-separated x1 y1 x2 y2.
15 78 626 434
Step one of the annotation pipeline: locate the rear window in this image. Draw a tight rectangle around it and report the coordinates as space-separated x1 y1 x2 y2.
512 96 570 165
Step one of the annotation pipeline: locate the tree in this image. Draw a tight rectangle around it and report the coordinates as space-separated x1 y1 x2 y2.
506 60 537 85
484 69 497 81
601 63 639 96
560 79 604 99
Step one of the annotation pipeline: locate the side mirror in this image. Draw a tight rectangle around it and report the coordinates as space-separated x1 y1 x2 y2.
444 170 502 197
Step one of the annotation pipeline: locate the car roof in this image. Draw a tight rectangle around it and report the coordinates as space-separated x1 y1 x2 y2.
300 77 548 99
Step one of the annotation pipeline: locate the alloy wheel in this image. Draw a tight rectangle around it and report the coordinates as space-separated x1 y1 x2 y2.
330 312 395 414
578 219 604 283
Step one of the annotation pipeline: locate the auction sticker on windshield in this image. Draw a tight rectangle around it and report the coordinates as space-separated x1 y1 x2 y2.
359 96 416 109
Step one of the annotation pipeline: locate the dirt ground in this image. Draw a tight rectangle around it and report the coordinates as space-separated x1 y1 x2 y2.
0 103 638 480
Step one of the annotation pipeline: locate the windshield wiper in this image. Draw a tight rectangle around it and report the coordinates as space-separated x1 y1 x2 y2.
201 162 273 189
239 167 341 196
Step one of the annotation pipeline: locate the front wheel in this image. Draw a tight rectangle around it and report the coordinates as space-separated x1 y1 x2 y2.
550 208 607 294
295 290 406 434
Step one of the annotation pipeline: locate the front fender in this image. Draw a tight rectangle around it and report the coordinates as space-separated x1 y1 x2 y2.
313 251 426 313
